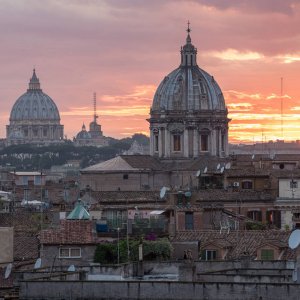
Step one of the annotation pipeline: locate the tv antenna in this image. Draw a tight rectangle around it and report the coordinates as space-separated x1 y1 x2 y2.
93 92 98 123
4 263 12 279
280 77 283 139
288 229 300 249
34 258 42 269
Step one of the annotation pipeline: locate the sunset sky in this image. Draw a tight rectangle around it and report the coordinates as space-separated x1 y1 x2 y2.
1 0 300 143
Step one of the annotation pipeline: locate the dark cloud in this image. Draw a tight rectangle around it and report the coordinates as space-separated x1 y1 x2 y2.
195 0 299 15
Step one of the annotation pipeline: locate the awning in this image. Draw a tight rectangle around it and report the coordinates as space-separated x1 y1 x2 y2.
150 210 165 215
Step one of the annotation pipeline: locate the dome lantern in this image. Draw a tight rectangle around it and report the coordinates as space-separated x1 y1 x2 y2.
28 69 41 91
180 21 197 67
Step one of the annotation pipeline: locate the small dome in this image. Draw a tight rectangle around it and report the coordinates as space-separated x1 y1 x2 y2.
9 69 60 122
76 124 92 140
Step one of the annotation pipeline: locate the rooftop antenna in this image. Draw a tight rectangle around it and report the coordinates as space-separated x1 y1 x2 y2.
93 92 98 123
4 263 12 279
280 77 283 140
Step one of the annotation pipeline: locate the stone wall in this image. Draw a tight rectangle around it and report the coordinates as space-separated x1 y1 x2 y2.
20 280 300 300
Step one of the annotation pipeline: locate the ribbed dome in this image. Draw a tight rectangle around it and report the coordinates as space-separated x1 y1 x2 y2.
9 69 60 121
76 124 92 140
152 28 226 112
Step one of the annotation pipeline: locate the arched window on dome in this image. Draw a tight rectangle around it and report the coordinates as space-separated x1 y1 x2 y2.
173 134 181 152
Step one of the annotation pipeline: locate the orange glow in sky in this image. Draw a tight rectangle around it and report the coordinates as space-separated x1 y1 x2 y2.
0 1 300 143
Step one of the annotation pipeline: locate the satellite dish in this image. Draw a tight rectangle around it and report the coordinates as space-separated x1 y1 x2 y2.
67 265 75 272
196 170 201 177
203 167 208 174
160 187 169 199
251 154 255 160
34 258 42 269
220 166 225 173
216 164 221 170
4 263 12 279
288 229 300 249
225 162 231 170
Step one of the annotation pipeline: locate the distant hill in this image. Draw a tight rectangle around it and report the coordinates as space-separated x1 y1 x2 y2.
0 134 150 170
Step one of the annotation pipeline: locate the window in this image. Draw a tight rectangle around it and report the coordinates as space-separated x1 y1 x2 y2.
42 189 48 199
154 135 159 152
59 247 81 258
43 128 48 137
123 174 129 180
202 250 217 261
173 135 181 151
290 180 298 189
247 210 262 222
22 176 28 186
34 175 42 185
221 134 225 152
63 188 69 201
261 249 274 260
200 135 208 151
23 189 29 201
185 212 194 230
242 181 253 189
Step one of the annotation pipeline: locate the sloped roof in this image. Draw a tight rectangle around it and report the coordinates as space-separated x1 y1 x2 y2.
82 156 139 172
40 220 95 245
82 155 162 173
173 230 294 260
195 190 274 202
91 191 161 204
14 233 39 262
67 200 90 220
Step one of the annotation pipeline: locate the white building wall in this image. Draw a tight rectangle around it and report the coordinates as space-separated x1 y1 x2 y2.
279 179 300 198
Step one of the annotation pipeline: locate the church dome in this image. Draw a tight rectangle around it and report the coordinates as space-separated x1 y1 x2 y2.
152 27 226 112
9 69 60 122
148 25 230 159
76 124 92 140
6 70 64 146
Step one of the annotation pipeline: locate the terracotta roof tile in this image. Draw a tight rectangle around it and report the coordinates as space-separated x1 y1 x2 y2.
40 220 95 245
173 230 295 260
